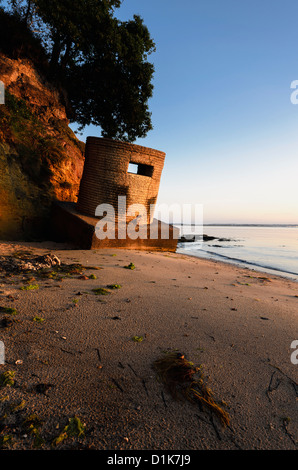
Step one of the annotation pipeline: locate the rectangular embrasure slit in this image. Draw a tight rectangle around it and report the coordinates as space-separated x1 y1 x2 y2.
128 162 154 177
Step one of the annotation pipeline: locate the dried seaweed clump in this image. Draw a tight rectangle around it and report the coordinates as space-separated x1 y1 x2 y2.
153 351 230 427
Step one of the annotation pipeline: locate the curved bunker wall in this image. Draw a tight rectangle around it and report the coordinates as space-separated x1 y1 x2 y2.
77 137 166 224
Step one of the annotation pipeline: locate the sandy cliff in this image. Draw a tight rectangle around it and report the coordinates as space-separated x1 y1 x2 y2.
0 53 85 240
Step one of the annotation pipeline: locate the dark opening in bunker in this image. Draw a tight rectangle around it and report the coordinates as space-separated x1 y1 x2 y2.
128 162 154 178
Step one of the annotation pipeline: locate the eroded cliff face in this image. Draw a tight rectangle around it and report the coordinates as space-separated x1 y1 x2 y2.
0 53 85 240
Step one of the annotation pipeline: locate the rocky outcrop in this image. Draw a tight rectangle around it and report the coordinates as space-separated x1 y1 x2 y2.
0 53 85 240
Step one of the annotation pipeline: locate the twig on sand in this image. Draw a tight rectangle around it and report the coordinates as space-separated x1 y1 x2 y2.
95 348 101 363
127 363 138 377
229 436 244 450
161 390 167 409
127 364 148 395
142 379 149 397
282 418 297 447
205 333 216 342
210 415 222 440
61 348 75 355
267 362 298 396
266 371 282 402
195 413 209 425
111 378 124 393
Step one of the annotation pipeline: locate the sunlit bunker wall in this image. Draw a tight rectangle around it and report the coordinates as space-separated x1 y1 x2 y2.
76 137 166 224
52 136 178 250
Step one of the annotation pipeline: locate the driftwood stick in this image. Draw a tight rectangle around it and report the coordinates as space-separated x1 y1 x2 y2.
127 363 138 377
161 390 167 409
96 348 101 363
112 378 123 393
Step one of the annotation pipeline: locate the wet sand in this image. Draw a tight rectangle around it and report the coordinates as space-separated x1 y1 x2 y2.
0 241 297 450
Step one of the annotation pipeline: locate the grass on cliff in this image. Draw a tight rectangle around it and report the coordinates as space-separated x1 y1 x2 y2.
0 91 70 185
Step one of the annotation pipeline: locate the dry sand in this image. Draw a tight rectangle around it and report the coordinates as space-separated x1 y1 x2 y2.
0 241 297 450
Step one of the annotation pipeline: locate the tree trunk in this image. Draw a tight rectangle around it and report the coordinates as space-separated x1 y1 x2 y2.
50 35 63 70
24 0 32 24
60 41 73 70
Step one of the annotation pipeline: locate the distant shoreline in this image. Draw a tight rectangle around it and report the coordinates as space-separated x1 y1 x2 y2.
177 247 298 282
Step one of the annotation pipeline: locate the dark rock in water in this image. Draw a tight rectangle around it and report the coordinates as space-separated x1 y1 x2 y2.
179 235 196 243
204 235 233 242
203 234 217 241
178 234 234 243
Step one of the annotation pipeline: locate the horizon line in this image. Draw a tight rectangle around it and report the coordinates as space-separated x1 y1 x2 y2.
171 223 298 227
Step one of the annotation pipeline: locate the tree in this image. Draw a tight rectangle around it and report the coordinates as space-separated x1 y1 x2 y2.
2 0 155 141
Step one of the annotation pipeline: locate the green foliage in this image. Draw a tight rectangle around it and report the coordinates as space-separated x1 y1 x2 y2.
0 91 67 184
1 1 155 141
23 413 45 448
0 306 18 315
132 335 144 343
23 413 43 428
64 416 85 437
0 371 15 387
0 434 13 448
20 284 39 290
5 91 35 123
52 416 85 446
33 316 45 322
65 11 155 140
92 288 111 295
9 399 26 412
124 262 135 270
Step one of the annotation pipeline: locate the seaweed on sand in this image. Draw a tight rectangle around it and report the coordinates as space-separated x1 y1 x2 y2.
52 416 85 446
22 414 45 448
20 284 39 290
124 263 135 270
39 263 85 280
0 307 18 315
92 288 111 296
0 371 16 388
0 252 100 281
153 351 230 427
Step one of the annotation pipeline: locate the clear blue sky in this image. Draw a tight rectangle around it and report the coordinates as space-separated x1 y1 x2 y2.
77 1 298 224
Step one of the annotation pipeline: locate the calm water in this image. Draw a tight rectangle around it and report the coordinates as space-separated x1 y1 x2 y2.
176 225 298 281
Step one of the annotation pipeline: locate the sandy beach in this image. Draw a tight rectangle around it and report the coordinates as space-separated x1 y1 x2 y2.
0 241 297 450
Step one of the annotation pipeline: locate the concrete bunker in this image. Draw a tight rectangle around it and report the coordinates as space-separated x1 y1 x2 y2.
52 136 179 251
76 137 166 224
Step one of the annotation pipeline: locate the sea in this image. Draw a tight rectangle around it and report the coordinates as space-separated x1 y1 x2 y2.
176 225 298 282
